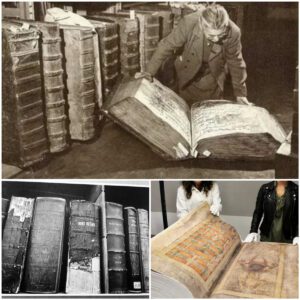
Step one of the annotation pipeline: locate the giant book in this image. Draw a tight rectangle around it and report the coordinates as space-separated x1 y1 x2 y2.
152 203 298 298
2 196 35 293
123 6 174 39
59 25 96 141
118 11 160 72
88 13 140 77
66 200 101 294
101 201 127 293
3 19 69 153
89 18 120 100
2 24 49 168
124 207 142 292
103 78 287 160
23 197 66 293
137 209 149 293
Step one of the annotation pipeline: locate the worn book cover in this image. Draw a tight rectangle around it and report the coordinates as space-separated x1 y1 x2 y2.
2 196 35 293
66 200 101 294
103 77 287 160
152 203 298 298
2 198 10 229
99 199 128 294
23 197 66 293
137 209 149 293
124 207 142 292
3 18 69 153
2 23 49 168
88 13 140 77
59 25 96 141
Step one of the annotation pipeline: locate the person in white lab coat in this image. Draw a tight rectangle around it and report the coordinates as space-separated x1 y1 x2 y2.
176 181 222 219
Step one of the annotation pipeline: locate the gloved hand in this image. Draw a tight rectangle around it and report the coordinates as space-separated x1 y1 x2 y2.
134 72 153 82
244 232 258 243
236 96 254 106
292 237 299 245
210 203 222 216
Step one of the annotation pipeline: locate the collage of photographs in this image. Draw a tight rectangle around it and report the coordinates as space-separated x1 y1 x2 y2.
1 1 299 299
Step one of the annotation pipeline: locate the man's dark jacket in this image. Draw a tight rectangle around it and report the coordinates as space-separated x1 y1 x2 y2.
146 11 247 97
250 181 298 240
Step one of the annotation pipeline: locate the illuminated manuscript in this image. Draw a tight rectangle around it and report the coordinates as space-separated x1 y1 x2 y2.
151 203 298 298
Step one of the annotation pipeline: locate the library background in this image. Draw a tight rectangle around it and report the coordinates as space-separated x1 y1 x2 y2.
2 2 298 179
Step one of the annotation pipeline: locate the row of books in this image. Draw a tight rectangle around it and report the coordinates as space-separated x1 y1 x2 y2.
2 197 149 294
2 6 175 169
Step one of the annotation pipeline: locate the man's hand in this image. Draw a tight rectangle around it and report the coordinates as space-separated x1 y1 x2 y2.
244 232 258 243
293 237 299 245
236 96 254 106
134 72 153 82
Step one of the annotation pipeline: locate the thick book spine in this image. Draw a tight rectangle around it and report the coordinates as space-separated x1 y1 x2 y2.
137 209 149 293
66 200 101 294
62 27 96 141
89 14 140 77
2 25 49 168
124 207 142 292
2 196 35 293
23 197 66 293
105 202 127 293
135 13 160 72
37 22 68 153
94 21 119 99
2 198 10 230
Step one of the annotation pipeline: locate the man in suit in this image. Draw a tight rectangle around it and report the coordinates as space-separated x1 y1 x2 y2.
136 4 250 107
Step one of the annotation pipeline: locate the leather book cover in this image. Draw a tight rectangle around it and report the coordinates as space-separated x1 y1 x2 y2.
2 23 49 168
123 5 174 39
104 201 127 293
88 13 140 77
66 200 101 294
23 197 66 293
3 19 69 153
2 196 35 293
2 198 10 230
60 25 96 141
137 209 149 293
118 11 160 72
89 19 120 100
124 207 142 292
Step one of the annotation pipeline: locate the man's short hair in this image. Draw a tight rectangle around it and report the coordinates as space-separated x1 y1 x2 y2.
200 4 229 30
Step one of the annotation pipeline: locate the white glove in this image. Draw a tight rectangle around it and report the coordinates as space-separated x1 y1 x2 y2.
210 204 222 216
236 96 254 106
292 237 299 245
244 232 258 243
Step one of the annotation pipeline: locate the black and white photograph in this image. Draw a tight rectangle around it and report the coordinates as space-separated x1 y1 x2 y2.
2 180 149 297
2 2 298 179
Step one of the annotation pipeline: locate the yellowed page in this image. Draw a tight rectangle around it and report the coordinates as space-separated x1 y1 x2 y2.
151 203 241 298
212 242 298 298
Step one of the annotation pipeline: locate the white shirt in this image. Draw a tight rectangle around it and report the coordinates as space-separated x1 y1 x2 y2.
176 183 222 219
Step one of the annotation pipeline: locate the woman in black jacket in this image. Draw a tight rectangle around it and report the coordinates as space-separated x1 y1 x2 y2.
245 181 298 244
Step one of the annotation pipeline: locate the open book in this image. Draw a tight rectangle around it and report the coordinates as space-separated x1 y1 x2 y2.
151 203 298 298
102 78 288 160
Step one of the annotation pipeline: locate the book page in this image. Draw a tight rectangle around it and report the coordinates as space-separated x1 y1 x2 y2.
212 242 298 298
191 100 286 151
151 203 241 298
135 79 192 146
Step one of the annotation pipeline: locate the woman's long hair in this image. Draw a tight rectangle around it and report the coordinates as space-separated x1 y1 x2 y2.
182 181 213 199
